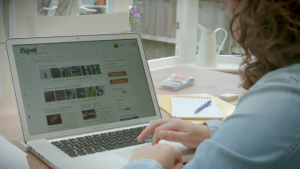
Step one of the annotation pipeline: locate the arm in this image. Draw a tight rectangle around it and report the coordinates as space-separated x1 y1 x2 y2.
184 73 300 169
204 120 223 138
124 71 300 169
123 120 222 169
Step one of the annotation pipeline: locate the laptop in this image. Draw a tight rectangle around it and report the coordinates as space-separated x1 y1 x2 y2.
6 34 195 169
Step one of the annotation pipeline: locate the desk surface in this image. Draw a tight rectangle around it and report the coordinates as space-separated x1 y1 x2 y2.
0 66 244 169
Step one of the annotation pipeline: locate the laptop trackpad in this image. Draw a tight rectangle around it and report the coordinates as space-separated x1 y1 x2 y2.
117 143 148 160
118 141 195 162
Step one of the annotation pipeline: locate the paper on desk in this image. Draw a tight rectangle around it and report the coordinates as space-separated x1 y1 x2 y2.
0 135 30 169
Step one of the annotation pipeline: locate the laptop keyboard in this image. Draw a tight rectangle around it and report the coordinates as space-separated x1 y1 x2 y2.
51 126 153 157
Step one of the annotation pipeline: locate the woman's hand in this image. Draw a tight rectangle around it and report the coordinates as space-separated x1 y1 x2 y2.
130 144 183 169
138 119 210 148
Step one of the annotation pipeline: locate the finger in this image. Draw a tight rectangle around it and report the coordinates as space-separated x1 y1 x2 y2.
159 131 188 144
173 163 184 169
174 148 183 164
152 122 181 145
137 119 171 141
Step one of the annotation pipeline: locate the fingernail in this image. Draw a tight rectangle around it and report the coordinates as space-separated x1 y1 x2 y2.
160 131 167 139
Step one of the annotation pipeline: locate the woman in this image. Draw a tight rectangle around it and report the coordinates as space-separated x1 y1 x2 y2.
123 0 300 169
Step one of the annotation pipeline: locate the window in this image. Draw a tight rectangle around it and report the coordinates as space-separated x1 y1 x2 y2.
129 0 179 60
38 0 108 16
36 0 180 61
197 0 242 56
9 0 240 71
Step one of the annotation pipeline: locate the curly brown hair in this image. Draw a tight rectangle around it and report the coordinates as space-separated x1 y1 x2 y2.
230 0 300 90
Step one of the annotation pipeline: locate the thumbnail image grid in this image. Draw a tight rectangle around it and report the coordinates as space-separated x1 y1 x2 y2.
43 85 105 103
39 64 101 80
46 114 62 126
82 109 97 120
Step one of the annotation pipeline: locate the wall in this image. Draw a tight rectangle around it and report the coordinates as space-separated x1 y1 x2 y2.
0 0 37 99
0 0 13 98
13 0 37 37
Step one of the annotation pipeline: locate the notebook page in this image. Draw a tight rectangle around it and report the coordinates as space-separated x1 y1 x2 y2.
172 96 224 119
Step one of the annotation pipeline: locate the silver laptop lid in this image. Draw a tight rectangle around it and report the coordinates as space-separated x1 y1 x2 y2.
6 34 161 142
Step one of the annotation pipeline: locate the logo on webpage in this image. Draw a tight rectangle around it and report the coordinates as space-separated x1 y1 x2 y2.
113 43 118 48
20 47 38 55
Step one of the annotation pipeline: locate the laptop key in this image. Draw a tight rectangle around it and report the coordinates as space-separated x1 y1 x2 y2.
60 140 69 145
94 148 106 152
75 142 83 146
92 145 100 149
132 134 139 138
77 152 87 156
92 135 100 138
110 135 117 139
84 139 92 143
101 143 108 147
123 130 130 133
145 139 152 143
104 141 144 150
84 136 93 140
82 142 90 147
58 144 71 149
64 150 76 154
94 140 102 144
76 148 85 152
101 136 109 139
108 143 117 146
51 141 62 146
137 127 144 130
69 142 77 146
61 147 75 151
108 132 116 136
76 149 85 153
68 153 78 157
68 139 77 142
147 136 153 139
86 150 95 154
124 139 132 143
124 136 131 140
84 147 93 151
130 128 137 132
89 141 97 145
116 131 123 134
100 140 107 143
76 137 85 142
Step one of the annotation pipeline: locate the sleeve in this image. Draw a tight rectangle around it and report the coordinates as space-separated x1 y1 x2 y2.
123 159 163 169
183 73 300 169
203 120 223 138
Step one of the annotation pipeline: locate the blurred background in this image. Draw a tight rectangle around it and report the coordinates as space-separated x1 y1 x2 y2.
0 0 241 98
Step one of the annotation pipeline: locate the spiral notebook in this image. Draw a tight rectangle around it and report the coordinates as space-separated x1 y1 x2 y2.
172 96 224 119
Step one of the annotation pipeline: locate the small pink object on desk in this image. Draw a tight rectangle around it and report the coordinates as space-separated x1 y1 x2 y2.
159 74 195 91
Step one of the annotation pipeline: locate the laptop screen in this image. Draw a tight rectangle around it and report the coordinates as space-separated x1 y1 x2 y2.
12 39 156 135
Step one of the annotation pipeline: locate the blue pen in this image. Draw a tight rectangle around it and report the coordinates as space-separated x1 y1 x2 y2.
194 100 212 114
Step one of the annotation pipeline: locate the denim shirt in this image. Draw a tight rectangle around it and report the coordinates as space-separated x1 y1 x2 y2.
123 64 300 169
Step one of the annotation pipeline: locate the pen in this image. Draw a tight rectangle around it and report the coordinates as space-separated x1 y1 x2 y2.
194 100 212 114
